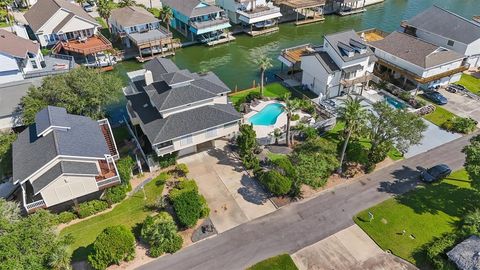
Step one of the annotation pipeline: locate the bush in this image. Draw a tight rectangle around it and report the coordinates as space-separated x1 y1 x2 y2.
117 157 135 190
442 117 477 134
199 195 210 218
290 114 300 121
271 157 295 178
75 200 109 219
175 163 189 176
170 180 209 228
242 153 259 170
426 233 459 270
462 209 480 235
157 152 178 168
260 170 292 196
140 213 183 257
56 211 77 224
245 91 262 103
104 185 127 205
88 225 136 270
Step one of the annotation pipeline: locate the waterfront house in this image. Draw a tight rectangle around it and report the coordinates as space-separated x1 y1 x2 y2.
161 0 232 44
273 0 325 25
11 106 119 213
0 81 32 130
328 0 366 16
24 0 114 67
124 57 241 157
285 30 375 99
216 0 282 35
370 31 468 90
402 5 480 68
109 6 179 60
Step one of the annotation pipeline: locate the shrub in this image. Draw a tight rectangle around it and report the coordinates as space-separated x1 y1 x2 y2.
426 233 459 270
463 209 480 235
56 211 77 224
290 114 300 121
117 157 135 189
442 117 477 134
170 180 209 228
242 153 259 170
245 91 262 103
199 195 210 218
271 157 295 178
153 172 170 186
157 152 178 168
104 185 127 205
140 213 183 257
75 200 109 219
88 225 135 270
175 163 189 176
259 170 292 196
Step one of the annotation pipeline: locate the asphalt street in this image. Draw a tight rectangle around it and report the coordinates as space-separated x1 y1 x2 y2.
138 132 476 270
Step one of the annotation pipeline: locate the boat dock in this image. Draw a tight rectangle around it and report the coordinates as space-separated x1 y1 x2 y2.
206 34 236 46
244 27 280 37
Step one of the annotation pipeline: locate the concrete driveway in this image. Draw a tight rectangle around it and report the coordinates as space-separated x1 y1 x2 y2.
178 141 276 233
438 88 480 127
292 225 417 270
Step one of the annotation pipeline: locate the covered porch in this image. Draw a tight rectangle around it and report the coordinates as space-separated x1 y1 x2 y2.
275 0 326 25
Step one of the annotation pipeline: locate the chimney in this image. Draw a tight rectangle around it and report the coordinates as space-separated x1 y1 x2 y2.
144 70 153 86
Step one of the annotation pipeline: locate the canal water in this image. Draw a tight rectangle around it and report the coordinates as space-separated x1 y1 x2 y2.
169 0 480 90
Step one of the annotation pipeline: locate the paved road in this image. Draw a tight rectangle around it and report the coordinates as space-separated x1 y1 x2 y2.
138 133 475 270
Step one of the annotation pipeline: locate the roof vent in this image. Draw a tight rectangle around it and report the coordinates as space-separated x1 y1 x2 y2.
144 70 153 86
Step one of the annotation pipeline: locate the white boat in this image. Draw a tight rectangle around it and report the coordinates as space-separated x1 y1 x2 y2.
253 19 275 29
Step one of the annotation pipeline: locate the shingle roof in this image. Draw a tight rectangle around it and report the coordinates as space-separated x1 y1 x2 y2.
312 52 340 74
406 5 480 44
13 106 110 182
0 30 40 58
35 106 71 135
324 29 374 62
143 57 180 81
162 0 221 18
110 6 158 27
371 31 465 69
447 235 480 270
0 81 32 119
24 0 98 33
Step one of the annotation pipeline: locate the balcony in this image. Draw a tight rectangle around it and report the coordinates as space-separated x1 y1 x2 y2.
154 144 175 156
98 119 119 160
190 17 230 32
95 158 121 189
58 34 112 55
237 5 282 24
25 199 46 213
341 73 373 87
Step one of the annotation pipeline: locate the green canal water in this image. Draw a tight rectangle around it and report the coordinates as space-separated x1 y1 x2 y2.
169 0 480 90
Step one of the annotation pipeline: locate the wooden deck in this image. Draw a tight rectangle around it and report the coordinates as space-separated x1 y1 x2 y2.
61 35 112 55
206 34 236 46
357 28 389 43
294 15 325 25
244 27 279 36
281 44 315 64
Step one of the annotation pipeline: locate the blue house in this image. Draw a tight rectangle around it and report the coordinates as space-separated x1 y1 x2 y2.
162 0 231 43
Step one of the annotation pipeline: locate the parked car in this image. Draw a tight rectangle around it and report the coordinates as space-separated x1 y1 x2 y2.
420 164 452 183
447 84 467 93
422 91 448 105
83 3 94 12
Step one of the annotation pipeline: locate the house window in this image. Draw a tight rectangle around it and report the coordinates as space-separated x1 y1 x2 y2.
447 40 454 46
31 60 38 69
179 135 193 146
205 128 217 138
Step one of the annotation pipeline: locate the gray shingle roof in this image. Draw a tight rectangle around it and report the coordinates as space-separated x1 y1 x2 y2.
371 31 465 69
447 235 480 270
110 6 158 27
161 71 194 86
312 52 340 74
143 57 180 81
324 29 374 62
0 81 32 119
31 161 99 194
145 82 217 111
13 106 110 183
35 106 71 135
406 5 480 44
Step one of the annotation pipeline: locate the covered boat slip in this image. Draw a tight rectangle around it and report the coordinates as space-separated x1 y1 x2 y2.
129 28 181 61
332 0 367 16
275 0 326 25
237 4 283 36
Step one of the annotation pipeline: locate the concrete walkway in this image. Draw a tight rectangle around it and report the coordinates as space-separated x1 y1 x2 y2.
292 225 417 270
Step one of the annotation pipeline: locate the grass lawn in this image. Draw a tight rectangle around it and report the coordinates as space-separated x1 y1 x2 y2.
421 99 458 127
60 173 168 261
266 152 288 162
355 169 479 268
229 83 292 107
95 17 111 40
248 254 298 270
457 74 480 95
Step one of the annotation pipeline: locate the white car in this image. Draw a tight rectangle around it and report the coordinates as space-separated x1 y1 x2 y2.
83 3 94 12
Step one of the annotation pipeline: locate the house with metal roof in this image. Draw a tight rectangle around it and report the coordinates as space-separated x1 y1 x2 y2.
11 106 120 213
161 0 232 44
286 29 375 99
108 6 180 60
370 31 468 90
124 57 241 158
402 5 480 68
447 235 480 270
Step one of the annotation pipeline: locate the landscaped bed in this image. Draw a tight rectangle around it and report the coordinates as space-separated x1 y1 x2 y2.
355 169 479 268
248 254 298 270
421 100 458 127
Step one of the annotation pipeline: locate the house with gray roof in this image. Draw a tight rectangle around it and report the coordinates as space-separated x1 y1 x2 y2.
297 29 376 98
370 31 468 90
124 57 240 157
11 106 119 213
447 235 480 270
402 5 480 68
0 81 32 130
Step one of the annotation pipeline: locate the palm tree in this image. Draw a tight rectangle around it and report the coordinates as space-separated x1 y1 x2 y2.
160 5 173 32
97 0 114 33
0 0 13 30
337 95 366 174
48 245 72 270
257 56 273 97
281 93 301 147
118 0 135 7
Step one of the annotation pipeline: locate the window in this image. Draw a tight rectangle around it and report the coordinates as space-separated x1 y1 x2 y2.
205 128 217 138
447 40 454 46
179 135 193 146
31 60 38 69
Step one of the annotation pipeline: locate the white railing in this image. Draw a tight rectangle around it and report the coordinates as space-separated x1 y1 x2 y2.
237 6 281 19
154 144 175 156
25 200 46 211
97 176 121 188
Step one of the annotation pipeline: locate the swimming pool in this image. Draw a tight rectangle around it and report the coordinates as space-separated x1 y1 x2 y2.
248 103 284 126
385 96 406 109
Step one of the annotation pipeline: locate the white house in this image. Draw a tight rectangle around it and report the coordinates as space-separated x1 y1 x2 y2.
402 5 480 68
298 30 376 98
0 29 44 84
11 106 120 213
125 57 241 157
370 31 468 90
216 0 282 32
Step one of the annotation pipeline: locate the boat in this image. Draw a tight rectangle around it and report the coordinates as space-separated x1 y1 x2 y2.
473 16 480 23
253 19 276 29
83 53 116 68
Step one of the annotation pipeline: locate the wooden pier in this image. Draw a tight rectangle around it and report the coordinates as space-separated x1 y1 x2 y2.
206 34 236 46
244 27 279 37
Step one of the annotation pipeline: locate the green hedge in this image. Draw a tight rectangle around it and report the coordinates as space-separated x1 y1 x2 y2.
260 170 292 196
104 185 127 205
157 152 178 168
56 211 77 224
75 200 109 219
170 180 209 228
442 117 477 134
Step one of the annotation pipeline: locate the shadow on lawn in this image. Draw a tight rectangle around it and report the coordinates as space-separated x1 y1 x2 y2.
71 244 94 262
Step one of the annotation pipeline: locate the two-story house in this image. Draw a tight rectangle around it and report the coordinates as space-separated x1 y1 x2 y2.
298 30 375 99
162 0 232 44
370 31 468 90
109 6 179 60
216 0 282 35
11 106 120 213
125 57 241 157
402 5 480 68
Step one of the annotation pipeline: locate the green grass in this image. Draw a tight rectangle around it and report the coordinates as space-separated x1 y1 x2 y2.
420 97 458 127
457 74 480 95
95 17 111 40
355 169 479 268
229 83 292 107
248 254 298 270
60 173 168 261
266 152 288 162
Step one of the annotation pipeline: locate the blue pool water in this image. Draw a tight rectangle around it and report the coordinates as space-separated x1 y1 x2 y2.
385 96 406 109
249 103 284 126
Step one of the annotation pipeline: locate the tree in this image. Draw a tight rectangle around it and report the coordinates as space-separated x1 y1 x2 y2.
337 95 367 173
140 212 183 257
159 5 173 32
0 0 13 29
236 124 259 169
116 156 135 189
48 245 72 270
88 225 135 270
463 135 480 191
257 56 272 96
21 67 122 125
0 132 16 178
363 102 427 164
118 0 135 7
260 170 292 196
75 0 86 6
281 94 301 147
97 0 115 32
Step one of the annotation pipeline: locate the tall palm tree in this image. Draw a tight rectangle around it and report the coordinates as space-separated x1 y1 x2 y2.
97 0 114 33
48 245 72 270
281 93 301 147
160 5 173 32
257 56 272 96
337 95 366 174
118 0 135 7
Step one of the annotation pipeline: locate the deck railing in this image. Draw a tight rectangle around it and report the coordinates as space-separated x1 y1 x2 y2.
97 176 121 189
237 6 281 19
25 200 46 212
190 18 230 29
